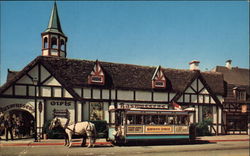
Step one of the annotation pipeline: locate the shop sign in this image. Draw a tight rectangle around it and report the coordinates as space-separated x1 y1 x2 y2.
0 104 34 112
127 126 143 133
50 101 71 106
175 126 189 134
145 126 173 133
119 103 168 109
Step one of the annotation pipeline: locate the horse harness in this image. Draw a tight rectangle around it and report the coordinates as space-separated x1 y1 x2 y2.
60 118 91 135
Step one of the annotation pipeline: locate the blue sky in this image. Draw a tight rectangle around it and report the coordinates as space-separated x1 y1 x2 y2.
0 1 249 85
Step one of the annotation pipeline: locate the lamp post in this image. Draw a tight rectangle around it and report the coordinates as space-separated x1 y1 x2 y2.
32 77 38 142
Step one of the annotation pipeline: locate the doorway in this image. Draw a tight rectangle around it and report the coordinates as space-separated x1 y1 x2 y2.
8 109 35 139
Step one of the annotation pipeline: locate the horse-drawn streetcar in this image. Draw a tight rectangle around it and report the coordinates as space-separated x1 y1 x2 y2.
108 108 195 145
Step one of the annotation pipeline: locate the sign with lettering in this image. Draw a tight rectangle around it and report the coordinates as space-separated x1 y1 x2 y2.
118 103 168 109
145 126 173 134
0 104 34 112
127 126 143 133
50 101 71 106
175 126 189 134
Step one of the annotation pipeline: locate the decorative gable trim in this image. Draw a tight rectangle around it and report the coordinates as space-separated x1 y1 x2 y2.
172 71 222 105
152 66 166 89
0 57 79 100
88 60 105 85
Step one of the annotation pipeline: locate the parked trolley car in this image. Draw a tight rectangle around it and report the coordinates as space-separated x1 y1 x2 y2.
108 107 195 144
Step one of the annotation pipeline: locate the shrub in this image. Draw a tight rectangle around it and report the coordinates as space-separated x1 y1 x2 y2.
195 118 212 136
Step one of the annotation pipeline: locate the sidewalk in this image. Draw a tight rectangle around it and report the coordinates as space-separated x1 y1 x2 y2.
0 135 249 146
0 137 112 146
196 135 250 143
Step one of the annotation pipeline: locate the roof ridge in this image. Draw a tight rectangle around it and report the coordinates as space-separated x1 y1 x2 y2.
216 65 249 71
41 56 223 75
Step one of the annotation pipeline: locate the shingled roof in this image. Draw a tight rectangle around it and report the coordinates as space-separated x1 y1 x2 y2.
7 69 19 82
213 66 250 101
0 56 225 96
213 66 249 86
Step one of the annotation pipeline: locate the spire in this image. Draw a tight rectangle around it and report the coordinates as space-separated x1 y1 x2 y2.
41 2 67 58
45 2 63 34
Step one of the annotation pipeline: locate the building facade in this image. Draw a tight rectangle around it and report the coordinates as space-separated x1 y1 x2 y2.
212 60 250 134
0 2 226 138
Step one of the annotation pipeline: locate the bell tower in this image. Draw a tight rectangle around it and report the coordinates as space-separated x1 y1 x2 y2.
41 2 67 58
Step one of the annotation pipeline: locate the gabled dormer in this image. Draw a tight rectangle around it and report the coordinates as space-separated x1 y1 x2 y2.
152 66 166 88
88 60 105 85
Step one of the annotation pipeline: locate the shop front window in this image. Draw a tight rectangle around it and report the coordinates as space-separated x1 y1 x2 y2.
202 106 213 123
89 102 104 120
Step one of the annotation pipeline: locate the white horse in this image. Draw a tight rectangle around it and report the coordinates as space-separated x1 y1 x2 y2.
49 117 96 148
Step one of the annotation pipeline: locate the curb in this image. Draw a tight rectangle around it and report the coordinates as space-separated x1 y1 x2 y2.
206 139 250 143
0 141 112 147
1 139 249 147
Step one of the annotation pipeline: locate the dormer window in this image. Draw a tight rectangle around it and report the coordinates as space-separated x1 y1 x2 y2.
233 87 246 101
152 66 166 89
155 81 165 87
88 60 105 85
238 91 246 101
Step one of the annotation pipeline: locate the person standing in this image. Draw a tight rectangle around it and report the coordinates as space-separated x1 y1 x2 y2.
4 116 14 141
0 112 4 139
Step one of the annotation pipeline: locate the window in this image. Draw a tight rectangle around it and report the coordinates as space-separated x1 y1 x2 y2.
89 102 104 120
60 39 65 51
233 87 246 101
238 91 246 101
154 81 165 88
44 37 48 48
51 37 57 49
91 76 102 83
202 106 213 122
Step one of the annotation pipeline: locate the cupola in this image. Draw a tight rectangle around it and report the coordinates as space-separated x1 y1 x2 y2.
41 2 67 58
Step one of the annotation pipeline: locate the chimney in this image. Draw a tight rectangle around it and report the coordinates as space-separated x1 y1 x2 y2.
189 60 200 71
225 59 232 69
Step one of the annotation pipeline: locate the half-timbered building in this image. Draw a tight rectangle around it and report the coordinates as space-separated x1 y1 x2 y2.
212 60 250 134
0 2 226 138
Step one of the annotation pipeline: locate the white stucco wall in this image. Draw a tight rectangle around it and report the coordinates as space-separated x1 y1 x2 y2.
154 92 168 102
102 89 109 99
117 90 133 101
17 76 33 84
73 88 81 97
136 91 151 101
64 89 72 98
40 65 50 83
103 102 109 122
15 85 26 96
3 87 12 95
83 88 91 99
41 87 51 97
93 89 101 99
83 102 89 121
46 100 75 122
77 101 82 122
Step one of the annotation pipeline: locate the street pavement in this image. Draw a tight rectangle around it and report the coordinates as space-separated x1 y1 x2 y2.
0 135 249 146
0 135 249 156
